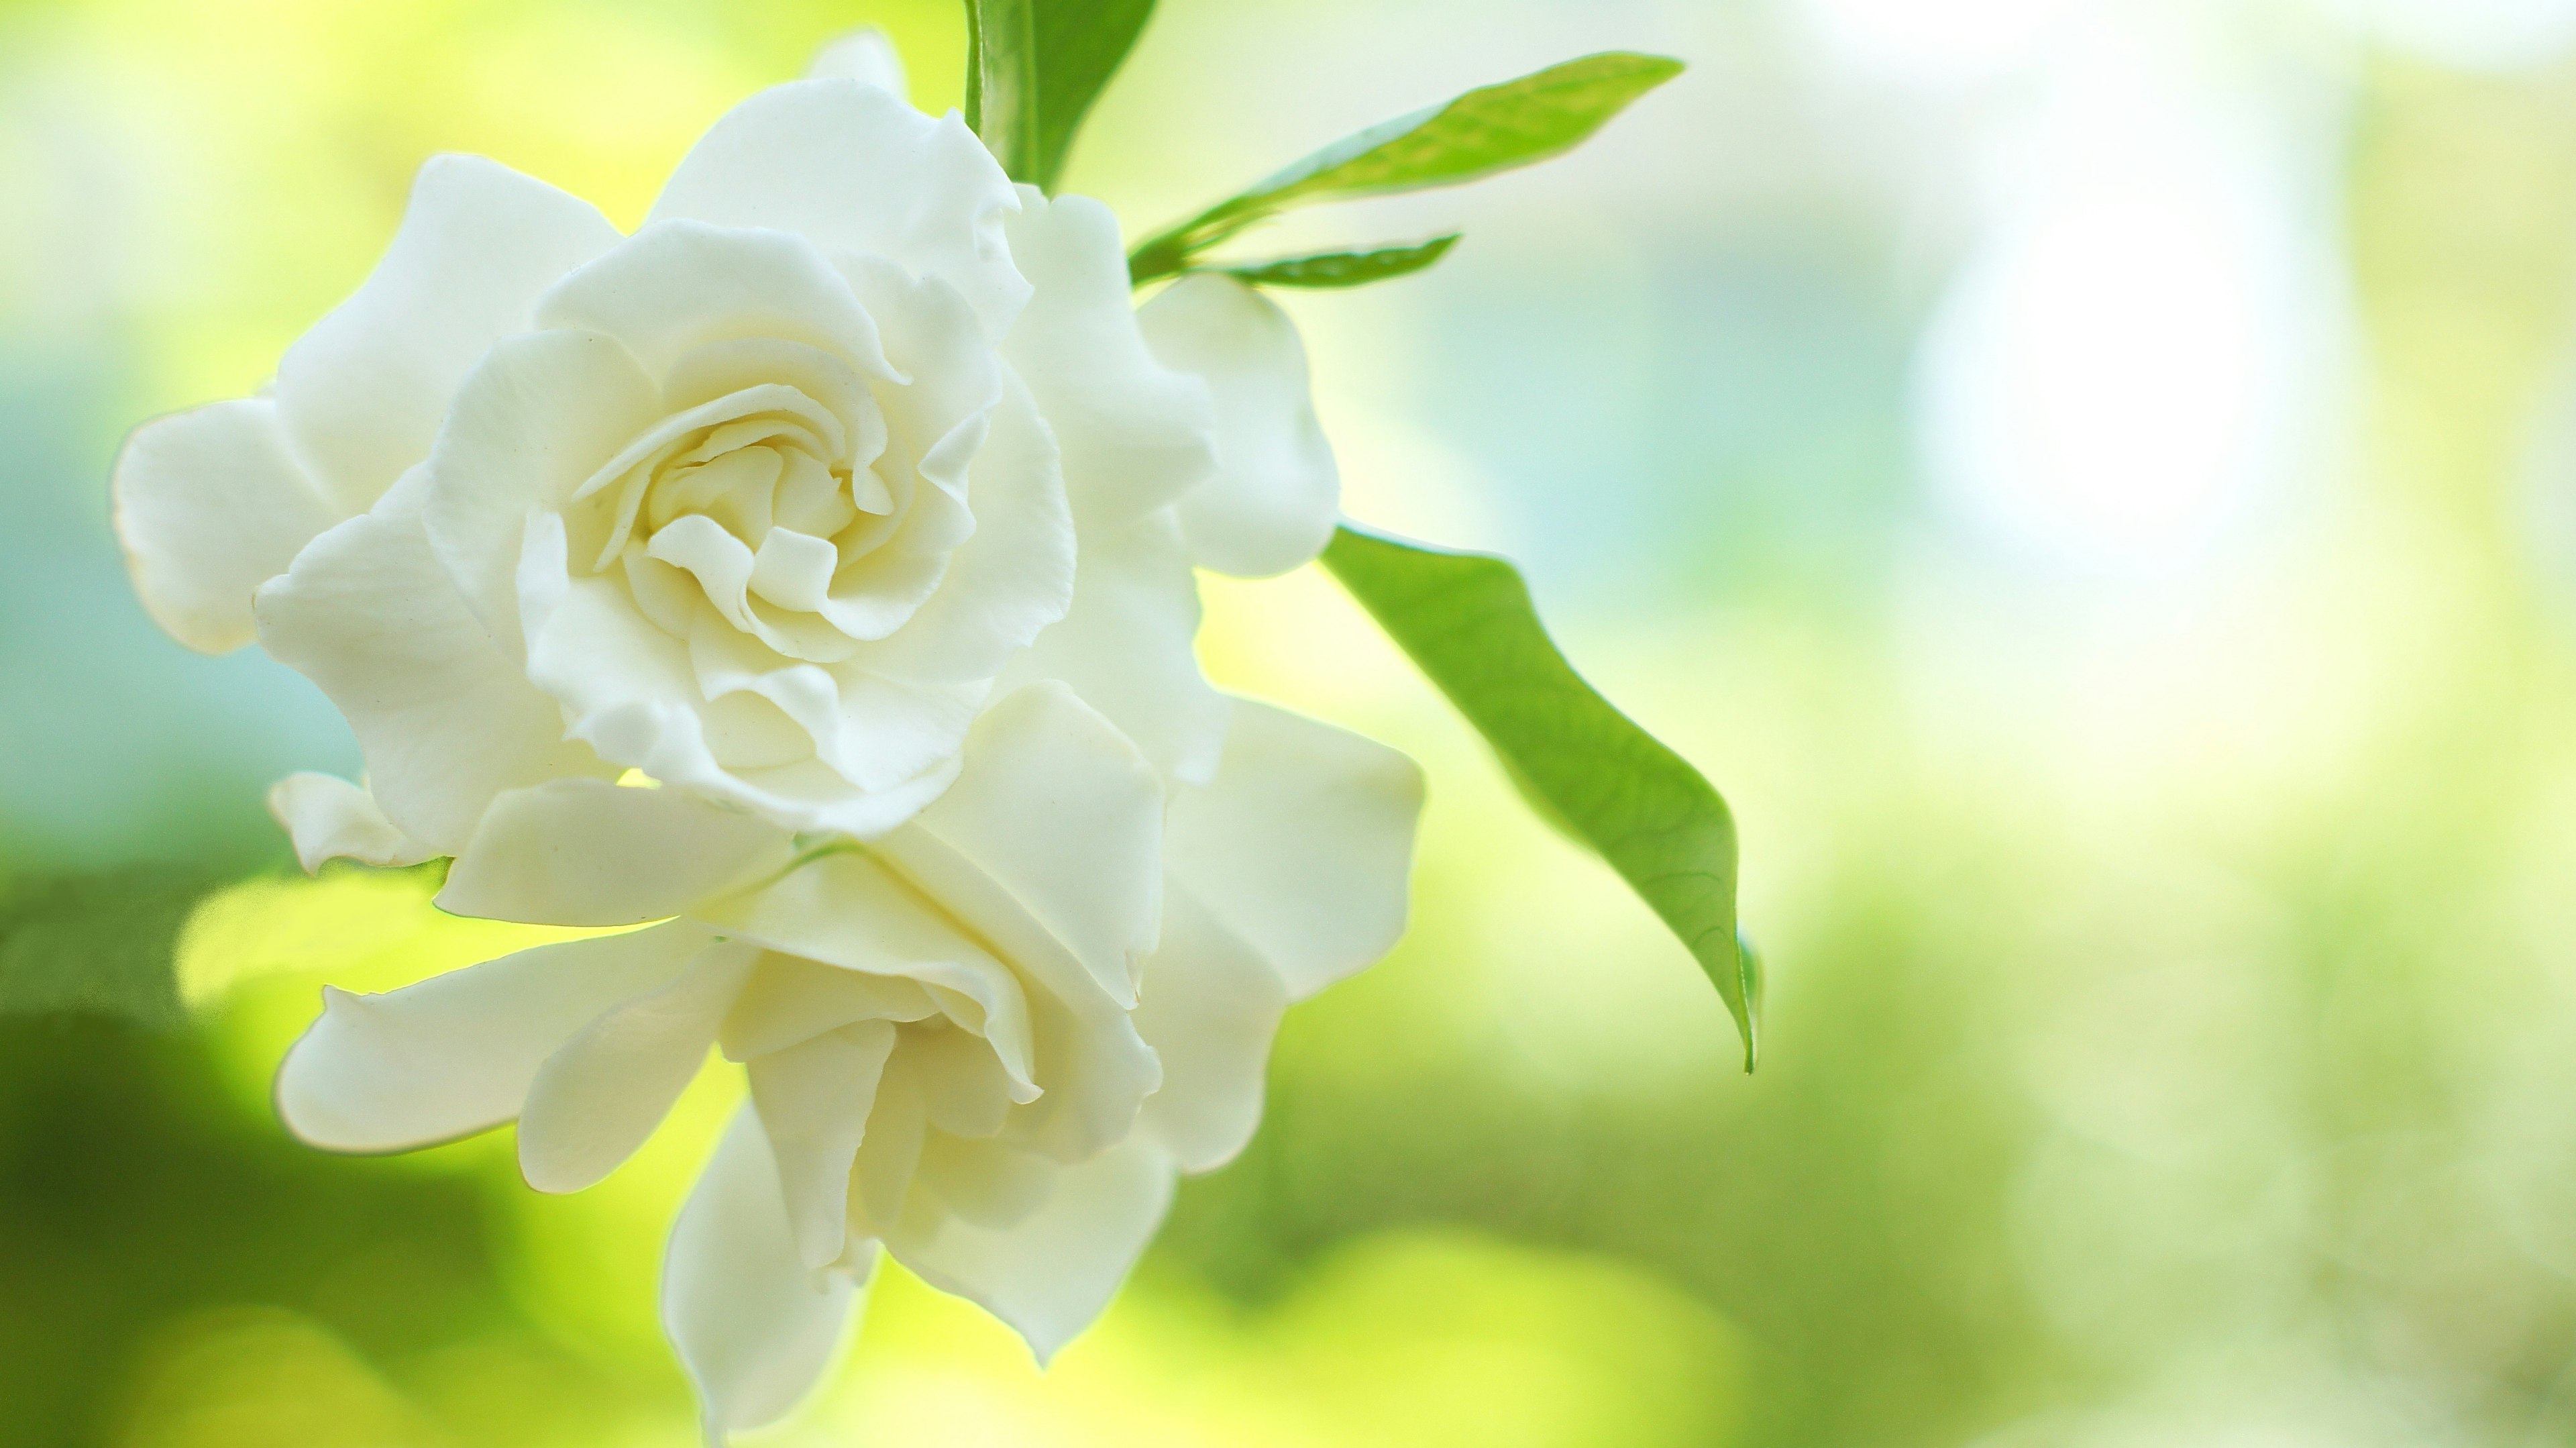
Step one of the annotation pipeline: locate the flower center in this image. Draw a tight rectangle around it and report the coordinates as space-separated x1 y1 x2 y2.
561 341 945 666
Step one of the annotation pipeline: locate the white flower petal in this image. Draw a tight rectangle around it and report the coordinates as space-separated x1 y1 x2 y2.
849 1066 928 1237
739 753 969 841
535 625 707 768
664 1104 867 1441
749 528 839 612
1138 274 1338 578
814 668 989 796
519 940 757 1193
523 532 708 759
998 507 1228 784
266 772 433 872
805 28 908 101
438 778 796 927
1133 882 1289 1173
885 1135 1173 1365
721 954 941 1063
848 370 1075 687
696 850 1036 1092
537 221 896 382
874 684 1163 1161
896 682 1163 1008
907 1032 1022 1141
661 338 883 461
1002 191 1216 529
1166 701 1424 999
912 1131 1056 1227
748 1020 898 1270
649 79 1030 337
422 329 667 658
838 254 1004 482
655 517 763 631
255 470 615 856
808 548 949 647
276 154 623 515
694 652 850 784
274 923 706 1153
113 398 344 655
525 527 979 835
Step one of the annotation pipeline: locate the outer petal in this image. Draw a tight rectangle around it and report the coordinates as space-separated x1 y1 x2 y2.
519 939 758 1193
873 685 1164 1161
1138 274 1338 577
256 470 616 856
898 682 1163 1008
885 1135 1173 1365
274 923 706 1153
998 507 1228 785
1165 701 1424 999
665 1105 866 1442
1133 884 1289 1174
850 1066 928 1235
694 851 1037 1094
748 1020 898 1271
422 329 665 658
276 154 624 514
720 956 941 1063
112 399 343 654
267 772 433 872
1001 191 1216 529
648 79 1030 336
439 778 795 927
911 1133 1056 1229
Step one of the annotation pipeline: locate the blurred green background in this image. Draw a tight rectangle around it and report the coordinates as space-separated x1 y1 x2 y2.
10 0 2576 1443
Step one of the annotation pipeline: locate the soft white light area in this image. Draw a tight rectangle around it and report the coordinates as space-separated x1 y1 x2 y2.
1802 0 2078 84
1913 42 2339 574
2332 0 2576 71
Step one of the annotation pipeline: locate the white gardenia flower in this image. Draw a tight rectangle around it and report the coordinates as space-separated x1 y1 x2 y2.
114 66 1339 845
272 682 1424 1438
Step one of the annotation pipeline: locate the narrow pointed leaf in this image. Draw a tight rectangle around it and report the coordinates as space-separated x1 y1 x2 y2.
1130 52 1681 282
1030 0 1156 191
965 0 1158 190
1321 525 1757 1069
963 0 1038 180
1216 234 1462 290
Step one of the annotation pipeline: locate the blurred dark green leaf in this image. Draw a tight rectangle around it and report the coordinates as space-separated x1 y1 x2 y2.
965 0 1158 190
1130 52 1681 282
1321 525 1756 1070
0 867 217 1031
1216 234 1462 289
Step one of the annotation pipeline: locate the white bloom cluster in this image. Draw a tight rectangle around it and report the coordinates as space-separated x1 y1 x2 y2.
114 50 1420 1441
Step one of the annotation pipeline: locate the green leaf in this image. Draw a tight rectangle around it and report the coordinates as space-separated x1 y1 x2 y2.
0 866 223 1031
965 0 1159 190
1216 234 1462 289
1320 525 1758 1070
1130 52 1682 283
963 0 1036 180
1029 0 1156 192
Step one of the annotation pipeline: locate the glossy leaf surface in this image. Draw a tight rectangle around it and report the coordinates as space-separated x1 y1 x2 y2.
1321 525 1757 1068
1131 52 1680 281
1218 234 1462 289
966 0 1157 189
